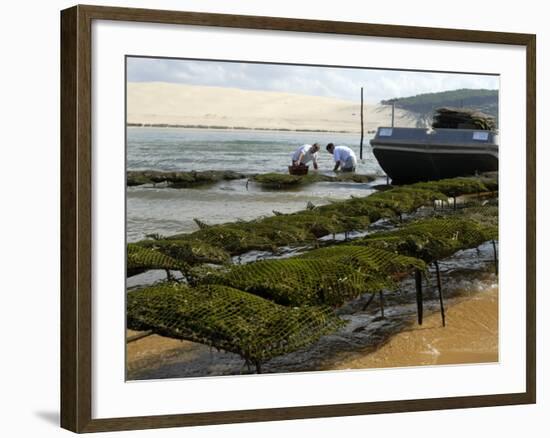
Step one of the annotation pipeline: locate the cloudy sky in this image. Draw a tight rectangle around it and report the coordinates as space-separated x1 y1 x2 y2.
127 57 499 104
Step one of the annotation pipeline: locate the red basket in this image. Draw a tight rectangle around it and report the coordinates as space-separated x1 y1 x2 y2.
288 165 309 176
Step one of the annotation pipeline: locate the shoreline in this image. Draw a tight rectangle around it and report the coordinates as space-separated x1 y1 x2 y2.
127 124 368 134
126 284 498 377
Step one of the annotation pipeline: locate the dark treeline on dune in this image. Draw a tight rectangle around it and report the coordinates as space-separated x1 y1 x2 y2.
381 89 498 127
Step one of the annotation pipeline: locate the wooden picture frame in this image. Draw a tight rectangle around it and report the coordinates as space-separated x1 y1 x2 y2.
60 4 536 433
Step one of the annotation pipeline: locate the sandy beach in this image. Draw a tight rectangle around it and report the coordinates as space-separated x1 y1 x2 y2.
127 82 418 132
126 332 195 378
126 284 498 377
331 286 498 370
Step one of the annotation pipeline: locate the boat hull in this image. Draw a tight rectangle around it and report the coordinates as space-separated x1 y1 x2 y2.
372 147 498 184
370 127 498 184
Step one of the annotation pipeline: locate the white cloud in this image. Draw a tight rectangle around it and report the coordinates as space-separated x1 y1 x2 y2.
127 57 499 103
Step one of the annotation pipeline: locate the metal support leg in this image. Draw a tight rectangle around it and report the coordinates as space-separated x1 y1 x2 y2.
379 291 385 318
434 261 446 327
362 293 376 311
415 269 423 325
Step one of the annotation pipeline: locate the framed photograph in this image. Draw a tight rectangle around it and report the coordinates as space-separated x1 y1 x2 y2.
60 4 536 433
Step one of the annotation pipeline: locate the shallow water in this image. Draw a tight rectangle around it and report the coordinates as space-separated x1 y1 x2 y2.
127 127 378 174
126 128 381 241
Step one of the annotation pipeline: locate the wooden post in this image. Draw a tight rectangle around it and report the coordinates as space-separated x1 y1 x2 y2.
415 269 423 325
434 261 446 327
360 87 364 160
391 102 395 127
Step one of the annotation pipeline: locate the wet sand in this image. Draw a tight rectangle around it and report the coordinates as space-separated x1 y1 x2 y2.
126 285 498 378
331 286 498 370
126 331 195 377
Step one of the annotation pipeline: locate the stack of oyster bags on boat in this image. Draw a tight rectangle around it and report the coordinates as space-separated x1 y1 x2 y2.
431 107 496 131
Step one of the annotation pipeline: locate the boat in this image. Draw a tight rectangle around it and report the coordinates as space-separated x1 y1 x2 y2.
370 126 498 184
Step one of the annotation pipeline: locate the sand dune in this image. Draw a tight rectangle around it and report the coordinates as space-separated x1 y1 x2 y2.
127 82 418 132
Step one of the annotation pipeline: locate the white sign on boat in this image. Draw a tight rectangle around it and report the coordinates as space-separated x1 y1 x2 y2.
473 131 490 140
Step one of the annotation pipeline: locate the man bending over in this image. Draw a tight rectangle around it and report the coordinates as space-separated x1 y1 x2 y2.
326 143 357 172
291 143 320 170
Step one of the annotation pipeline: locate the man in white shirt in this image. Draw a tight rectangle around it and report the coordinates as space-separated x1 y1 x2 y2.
291 143 320 170
326 143 357 172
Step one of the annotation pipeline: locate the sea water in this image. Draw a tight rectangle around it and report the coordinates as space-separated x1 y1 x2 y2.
127 127 381 242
